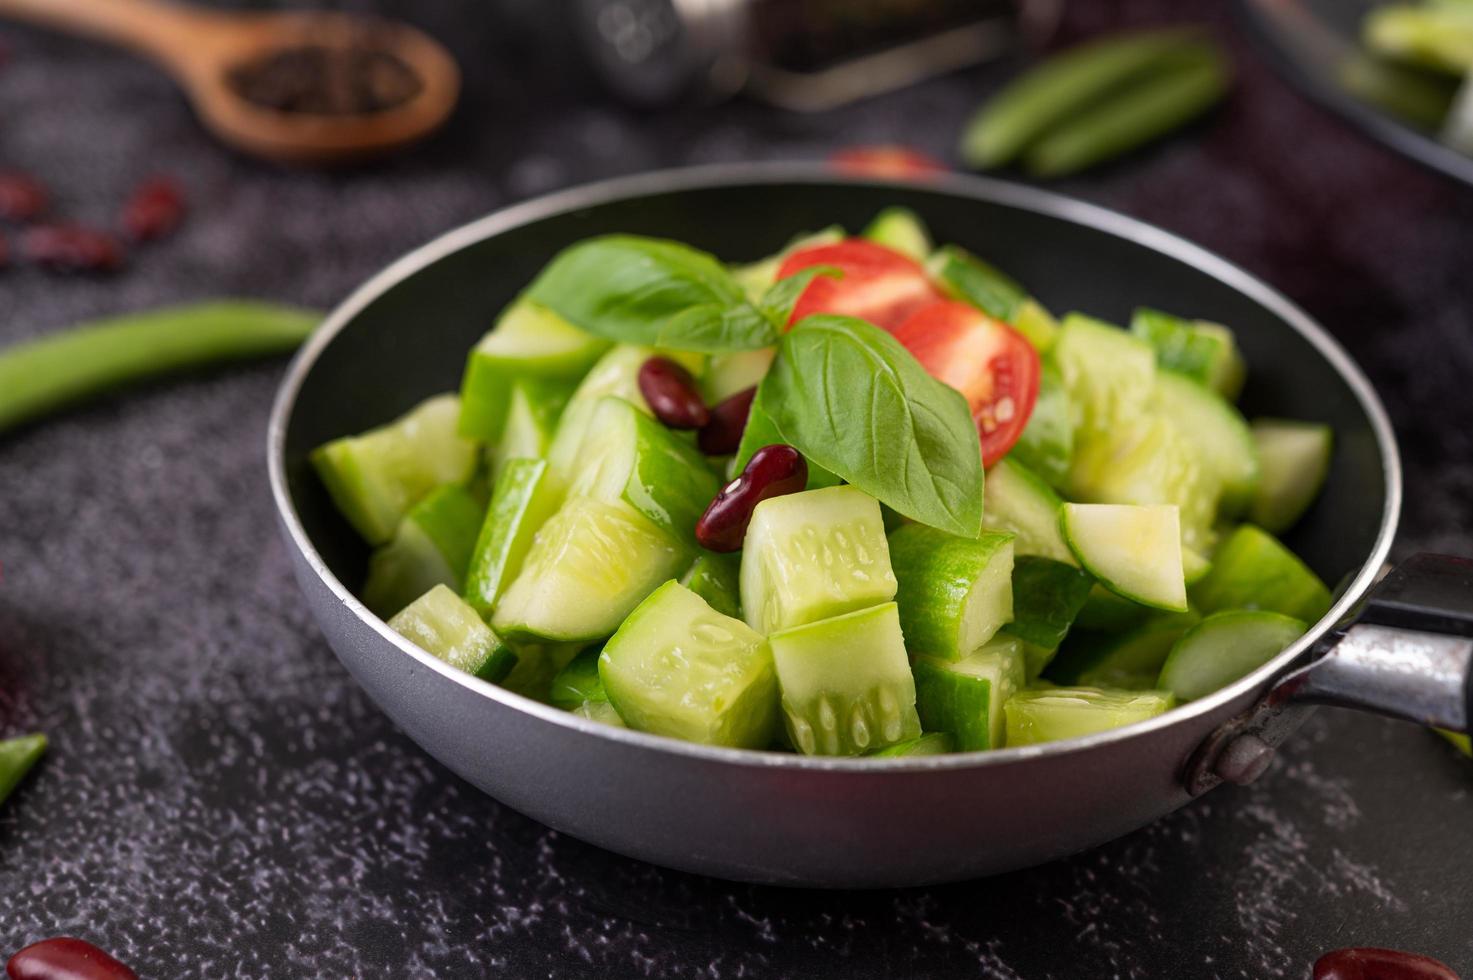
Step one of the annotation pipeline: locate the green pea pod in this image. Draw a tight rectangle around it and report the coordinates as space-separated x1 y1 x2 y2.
960 27 1199 169
1023 44 1229 178
0 734 47 808
0 300 320 436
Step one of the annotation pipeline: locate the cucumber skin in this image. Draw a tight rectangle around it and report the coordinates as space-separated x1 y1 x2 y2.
363 484 486 620
463 459 561 620
1046 608 1200 689
1130 308 1244 401
389 585 517 683
889 525 1015 660
983 457 1074 564
549 647 608 710
1062 503 1189 613
870 732 955 757
1157 610 1306 701
1008 363 1073 488
930 245 1026 321
1073 584 1150 633
1190 525 1332 624
1004 686 1175 746
681 553 743 620
913 640 1026 750
0 734 47 809
487 378 575 481
1000 556 1094 652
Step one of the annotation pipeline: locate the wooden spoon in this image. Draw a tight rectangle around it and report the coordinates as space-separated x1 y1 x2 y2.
0 0 460 165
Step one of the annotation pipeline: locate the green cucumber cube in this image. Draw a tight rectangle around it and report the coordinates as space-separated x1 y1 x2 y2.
740 485 898 635
312 394 477 545
999 556 1095 679
575 701 626 727
862 206 932 262
500 641 583 702
363 484 485 619
1005 686 1175 746
929 244 1026 321
1009 298 1061 353
983 457 1074 564
1053 314 1156 445
1190 524 1332 623
870 732 955 757
1248 419 1333 533
389 585 517 683
889 525 1015 659
768 602 922 756
1008 362 1073 487
1073 583 1151 633
549 647 609 710
1157 610 1307 701
0 734 47 809
1152 370 1259 516
463 458 562 619
913 636 1027 750
700 348 775 405
487 378 574 481
599 581 778 748
680 553 742 620
1047 608 1201 690
1130 308 1245 401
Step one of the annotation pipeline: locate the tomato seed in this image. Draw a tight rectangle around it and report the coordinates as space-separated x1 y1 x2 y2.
698 386 757 456
638 357 709 430
22 225 125 274
1313 947 1458 980
122 176 186 242
695 444 807 552
0 171 48 222
6 937 138 980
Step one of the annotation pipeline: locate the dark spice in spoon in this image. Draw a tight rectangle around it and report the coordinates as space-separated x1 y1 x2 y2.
227 44 422 115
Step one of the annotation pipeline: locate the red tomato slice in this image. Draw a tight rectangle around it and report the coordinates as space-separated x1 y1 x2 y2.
777 239 943 333
892 300 1040 467
829 146 950 180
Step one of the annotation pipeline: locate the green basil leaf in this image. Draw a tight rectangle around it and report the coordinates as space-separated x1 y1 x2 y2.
525 235 778 353
762 315 984 537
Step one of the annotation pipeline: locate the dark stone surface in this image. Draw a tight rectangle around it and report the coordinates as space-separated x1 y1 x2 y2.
1 1 1471 977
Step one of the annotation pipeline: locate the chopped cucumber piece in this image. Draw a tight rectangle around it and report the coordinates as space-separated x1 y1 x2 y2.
1152 370 1258 515
862 207 932 262
1190 524 1332 623
501 641 582 701
1062 503 1188 612
732 389 843 489
549 647 608 710
1053 314 1156 444
312 394 477 545
1005 686 1175 746
458 299 611 440
389 585 517 683
1130 308 1245 400
929 245 1027 321
913 636 1027 750
1047 608 1200 690
1248 419 1333 533
363 484 485 619
1000 556 1095 679
731 225 846 300
463 458 562 619
870 732 955 757
1009 298 1061 353
983 457 1074 564
0 734 47 809
487 378 573 481
1182 545 1212 586
701 348 774 404
1157 610 1307 701
1008 362 1073 488
492 497 688 643
680 552 742 620
889 525 1015 659
600 581 778 748
740 485 898 635
575 700 626 726
1074 583 1151 633
768 602 922 756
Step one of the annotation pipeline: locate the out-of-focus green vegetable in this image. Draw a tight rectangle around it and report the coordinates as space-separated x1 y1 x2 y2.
0 734 47 809
1338 53 1460 130
1440 729 1471 756
1364 5 1473 75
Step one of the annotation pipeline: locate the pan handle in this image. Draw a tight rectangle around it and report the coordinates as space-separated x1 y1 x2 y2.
1184 554 1473 796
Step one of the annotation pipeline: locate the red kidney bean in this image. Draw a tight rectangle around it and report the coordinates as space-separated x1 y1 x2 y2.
696 444 807 552
122 176 186 242
638 357 709 430
698 386 757 456
22 225 125 274
0 171 48 223
1314 947 1458 980
6 937 138 980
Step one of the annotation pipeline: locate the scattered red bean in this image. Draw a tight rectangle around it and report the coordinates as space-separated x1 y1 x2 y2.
122 176 186 242
638 357 709 430
1314 947 1458 980
696 444 807 552
698 386 757 456
22 225 125 274
0 171 48 223
6 937 137 980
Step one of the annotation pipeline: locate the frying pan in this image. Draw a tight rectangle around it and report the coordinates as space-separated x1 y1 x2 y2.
267 164 1473 887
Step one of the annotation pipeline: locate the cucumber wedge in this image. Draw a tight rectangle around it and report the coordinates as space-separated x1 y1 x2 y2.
549 647 608 711
1157 610 1307 701
740 485 898 635
1005 686 1175 746
700 348 774 404
389 585 517 683
862 207 932 262
1152 370 1259 515
768 602 922 756
870 732 955 757
680 552 742 620
1182 545 1212 586
363 484 485 619
463 458 562 619
600 581 778 747
568 396 720 541
983 457 1074 564
1053 314 1156 444
1008 362 1073 488
1248 419 1333 533
1061 503 1188 612
1130 308 1245 400
1073 583 1151 633
1000 556 1095 679
487 378 573 481
459 299 611 441
312 394 478 545
1047 608 1201 690
889 525 1015 659
491 496 688 643
1009 298 1061 353
928 245 1027 322
1190 524 1332 623
500 641 582 701
913 636 1027 750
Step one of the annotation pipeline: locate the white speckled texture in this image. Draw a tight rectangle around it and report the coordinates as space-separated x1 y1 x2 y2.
2 0 1471 977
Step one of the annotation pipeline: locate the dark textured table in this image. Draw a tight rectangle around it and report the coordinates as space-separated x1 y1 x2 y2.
2 2 1471 977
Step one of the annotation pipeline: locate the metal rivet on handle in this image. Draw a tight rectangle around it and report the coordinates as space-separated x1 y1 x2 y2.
1214 733 1277 786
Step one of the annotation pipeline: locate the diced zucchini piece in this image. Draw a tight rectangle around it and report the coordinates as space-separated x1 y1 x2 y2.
312 394 477 545
389 585 517 683
458 299 611 441
487 378 573 481
363 484 485 619
568 396 720 541
740 485 898 635
680 552 742 620
1190 524 1332 623
1053 314 1156 444
1130 308 1245 400
492 497 688 643
1248 419 1333 533
1157 610 1307 701
463 458 562 619
600 581 778 748
549 647 607 710
1152 371 1259 515
0 734 47 808
1074 583 1151 633
731 225 846 300
983 457 1074 564
769 602 922 756
1047 609 1201 690
870 732 955 757
700 348 775 404
1009 298 1061 353
1005 687 1175 746
732 390 843 489
889 525 1015 659
1008 362 1073 488
1061 503 1188 612
1000 556 1095 679
928 245 1027 321
862 207 932 262
913 636 1027 750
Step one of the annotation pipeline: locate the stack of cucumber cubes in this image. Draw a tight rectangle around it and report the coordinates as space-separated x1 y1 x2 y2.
312 208 1336 758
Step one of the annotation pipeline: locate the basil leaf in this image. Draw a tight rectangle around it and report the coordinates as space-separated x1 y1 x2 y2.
525 235 778 353
756 265 842 327
762 315 984 537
